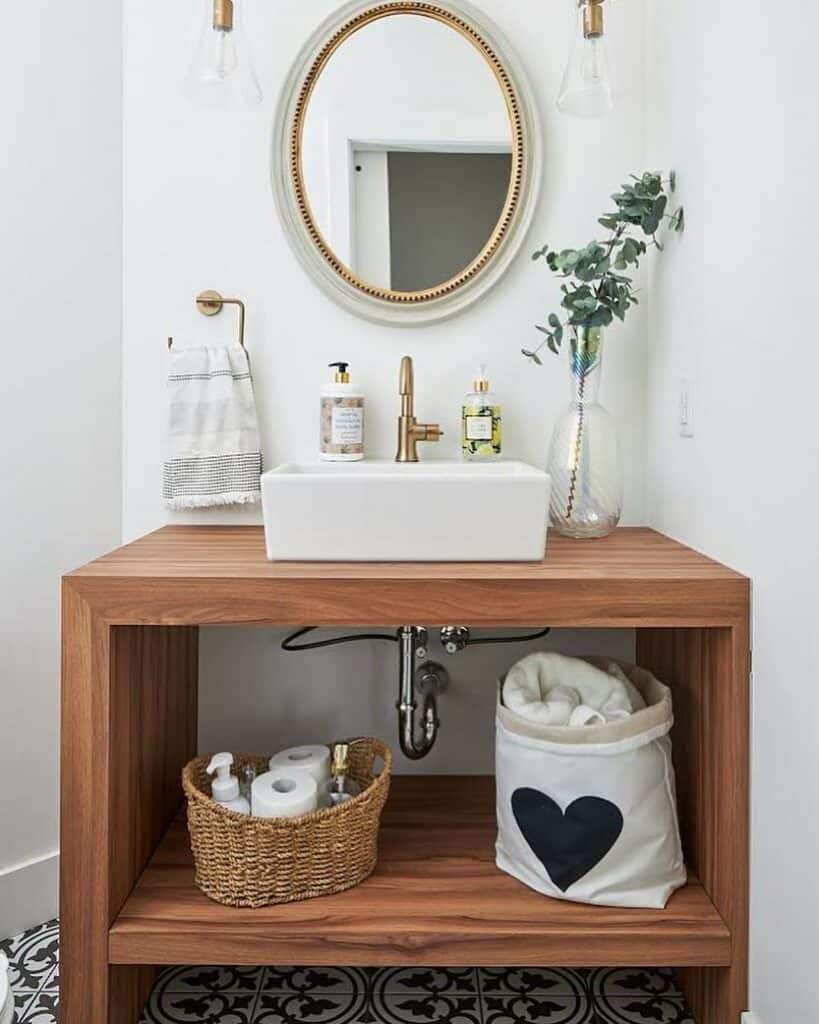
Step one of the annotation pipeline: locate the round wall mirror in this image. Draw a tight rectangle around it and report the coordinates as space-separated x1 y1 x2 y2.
273 0 541 325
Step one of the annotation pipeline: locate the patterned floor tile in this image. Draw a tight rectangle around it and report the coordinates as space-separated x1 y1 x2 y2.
14 986 59 1024
588 969 682 1000
372 968 479 994
262 967 369 994
154 965 262 993
480 968 589 999
593 996 693 1024
371 990 481 1024
139 988 257 1023
0 921 59 994
482 994 595 1024
255 989 370 1024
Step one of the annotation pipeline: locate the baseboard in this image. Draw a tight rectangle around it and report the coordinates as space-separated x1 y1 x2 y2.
741 1014 762 1024
0 851 59 940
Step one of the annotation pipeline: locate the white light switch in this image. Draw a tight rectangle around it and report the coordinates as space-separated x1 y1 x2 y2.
679 378 694 438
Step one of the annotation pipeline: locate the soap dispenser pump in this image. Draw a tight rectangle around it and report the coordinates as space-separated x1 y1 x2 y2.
206 752 251 814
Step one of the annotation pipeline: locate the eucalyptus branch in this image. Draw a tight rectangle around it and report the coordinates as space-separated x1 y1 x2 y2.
522 171 684 365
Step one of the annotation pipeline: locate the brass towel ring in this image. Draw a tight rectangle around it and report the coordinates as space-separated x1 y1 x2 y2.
167 291 247 352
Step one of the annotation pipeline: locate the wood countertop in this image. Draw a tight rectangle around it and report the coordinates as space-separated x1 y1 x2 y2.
64 526 748 628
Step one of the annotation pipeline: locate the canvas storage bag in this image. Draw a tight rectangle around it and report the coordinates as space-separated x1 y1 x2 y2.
496 659 686 909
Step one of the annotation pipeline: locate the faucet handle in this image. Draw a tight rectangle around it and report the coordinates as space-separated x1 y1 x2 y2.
418 424 444 442
399 355 414 396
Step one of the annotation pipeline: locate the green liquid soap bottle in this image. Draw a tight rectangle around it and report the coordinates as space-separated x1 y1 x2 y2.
462 364 502 461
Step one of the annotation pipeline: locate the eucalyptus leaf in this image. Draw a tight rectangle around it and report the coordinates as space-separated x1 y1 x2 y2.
526 170 682 361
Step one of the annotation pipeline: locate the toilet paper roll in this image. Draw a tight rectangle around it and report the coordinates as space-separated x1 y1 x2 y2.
269 745 331 786
251 771 318 819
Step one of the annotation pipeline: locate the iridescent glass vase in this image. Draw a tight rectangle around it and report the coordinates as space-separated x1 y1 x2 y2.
547 327 623 539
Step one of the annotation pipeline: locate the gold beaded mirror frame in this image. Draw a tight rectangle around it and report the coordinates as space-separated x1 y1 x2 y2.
273 0 541 326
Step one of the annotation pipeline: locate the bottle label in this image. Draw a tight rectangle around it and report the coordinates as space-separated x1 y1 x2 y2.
462 405 502 457
321 397 364 455
465 415 493 440
332 406 363 445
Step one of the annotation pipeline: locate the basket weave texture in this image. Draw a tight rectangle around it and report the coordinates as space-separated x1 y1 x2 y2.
183 738 392 908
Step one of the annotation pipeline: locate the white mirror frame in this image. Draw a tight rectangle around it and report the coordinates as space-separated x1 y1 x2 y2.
272 0 542 327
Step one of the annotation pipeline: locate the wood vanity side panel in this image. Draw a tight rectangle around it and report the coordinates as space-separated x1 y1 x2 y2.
109 966 159 1024
637 623 750 1024
61 582 112 1024
60 586 198 1024
108 625 199 915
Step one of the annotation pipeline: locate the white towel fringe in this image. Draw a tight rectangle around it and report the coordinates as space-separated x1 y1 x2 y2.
164 492 261 511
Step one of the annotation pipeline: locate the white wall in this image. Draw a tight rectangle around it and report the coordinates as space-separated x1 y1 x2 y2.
123 0 648 524
0 2 122 936
122 0 647 771
644 2 819 1020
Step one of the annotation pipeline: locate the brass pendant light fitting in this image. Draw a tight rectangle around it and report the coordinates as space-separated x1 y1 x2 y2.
213 0 234 32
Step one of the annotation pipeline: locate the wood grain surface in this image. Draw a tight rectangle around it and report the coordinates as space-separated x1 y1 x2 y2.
61 598 198 1024
66 526 749 628
72 525 744 581
60 526 750 1024
109 776 731 969
638 627 750 1024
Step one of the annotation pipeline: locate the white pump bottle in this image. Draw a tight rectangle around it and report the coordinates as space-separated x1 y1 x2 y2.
206 752 250 814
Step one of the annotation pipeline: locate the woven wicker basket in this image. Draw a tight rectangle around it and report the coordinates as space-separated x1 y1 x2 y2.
183 738 392 908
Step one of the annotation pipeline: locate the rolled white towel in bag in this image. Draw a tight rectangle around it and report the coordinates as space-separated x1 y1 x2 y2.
502 651 646 726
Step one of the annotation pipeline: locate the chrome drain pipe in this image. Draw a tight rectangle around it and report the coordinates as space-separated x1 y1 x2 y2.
397 626 447 760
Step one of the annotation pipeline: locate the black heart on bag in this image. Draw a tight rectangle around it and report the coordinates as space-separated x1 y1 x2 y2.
511 788 624 892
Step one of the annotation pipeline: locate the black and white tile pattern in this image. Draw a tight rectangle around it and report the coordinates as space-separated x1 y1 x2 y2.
0 920 59 1023
0 922 695 1023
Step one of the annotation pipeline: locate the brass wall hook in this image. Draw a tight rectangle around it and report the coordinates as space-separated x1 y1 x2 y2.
167 290 247 351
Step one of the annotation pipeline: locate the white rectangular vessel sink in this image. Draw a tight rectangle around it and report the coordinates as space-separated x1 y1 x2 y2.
262 461 551 562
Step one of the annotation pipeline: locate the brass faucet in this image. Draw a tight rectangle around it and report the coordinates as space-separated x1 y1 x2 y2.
396 356 443 462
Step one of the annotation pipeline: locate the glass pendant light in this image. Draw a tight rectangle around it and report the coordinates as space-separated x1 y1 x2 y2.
185 0 262 110
557 0 614 118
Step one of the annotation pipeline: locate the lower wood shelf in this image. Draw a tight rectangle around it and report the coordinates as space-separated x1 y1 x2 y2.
109 776 730 969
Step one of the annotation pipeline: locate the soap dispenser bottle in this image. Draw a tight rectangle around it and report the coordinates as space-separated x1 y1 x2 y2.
462 364 502 461
320 362 365 462
318 743 362 808
206 752 251 814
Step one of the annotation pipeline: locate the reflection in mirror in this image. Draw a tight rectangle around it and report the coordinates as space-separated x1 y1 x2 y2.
301 13 514 295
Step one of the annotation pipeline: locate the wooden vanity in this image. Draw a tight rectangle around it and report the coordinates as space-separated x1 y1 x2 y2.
61 525 749 1024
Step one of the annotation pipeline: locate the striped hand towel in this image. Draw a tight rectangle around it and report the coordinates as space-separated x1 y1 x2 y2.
163 344 263 510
